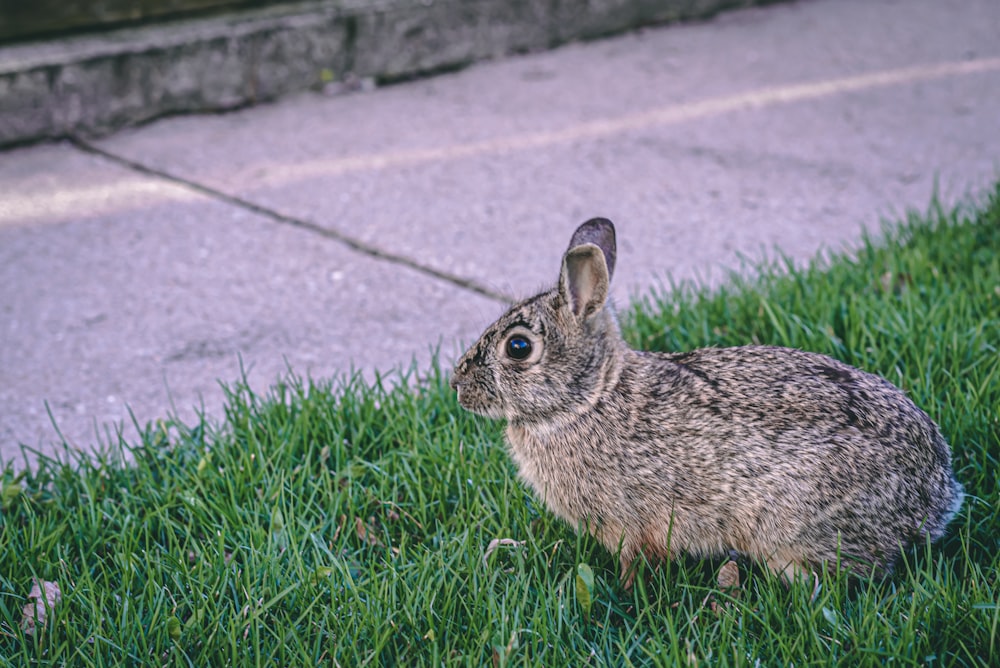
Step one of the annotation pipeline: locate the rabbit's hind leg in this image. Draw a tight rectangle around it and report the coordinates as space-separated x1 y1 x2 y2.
617 531 675 589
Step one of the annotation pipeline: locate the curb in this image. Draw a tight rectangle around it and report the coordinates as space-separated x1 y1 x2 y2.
0 0 774 147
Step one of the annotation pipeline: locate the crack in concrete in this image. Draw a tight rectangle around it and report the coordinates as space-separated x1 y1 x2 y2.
68 137 516 306
63 58 1000 312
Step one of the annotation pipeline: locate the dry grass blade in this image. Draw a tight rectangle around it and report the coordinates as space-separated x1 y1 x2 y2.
482 538 526 567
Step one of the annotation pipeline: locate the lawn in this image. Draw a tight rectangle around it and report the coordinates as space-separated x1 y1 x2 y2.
2 185 998 666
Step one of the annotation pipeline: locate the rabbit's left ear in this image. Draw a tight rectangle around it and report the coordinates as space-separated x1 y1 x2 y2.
560 218 615 319
567 218 616 281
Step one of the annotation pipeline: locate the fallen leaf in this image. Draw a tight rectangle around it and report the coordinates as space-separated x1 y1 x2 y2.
379 499 424 528
878 271 913 294
167 615 182 641
575 563 595 620
490 631 519 668
21 579 62 636
704 560 743 618
355 516 383 547
333 514 346 542
196 452 212 477
270 507 288 550
270 508 285 534
822 606 839 627
311 565 335 585
717 560 741 591
1 482 22 510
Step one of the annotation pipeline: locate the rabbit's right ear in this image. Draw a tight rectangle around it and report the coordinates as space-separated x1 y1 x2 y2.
560 243 610 320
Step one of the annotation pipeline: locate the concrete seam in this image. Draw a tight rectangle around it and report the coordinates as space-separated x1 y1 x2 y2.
67 136 516 306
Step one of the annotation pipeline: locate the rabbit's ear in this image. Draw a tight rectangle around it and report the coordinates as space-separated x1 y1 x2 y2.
560 243 610 319
567 218 616 282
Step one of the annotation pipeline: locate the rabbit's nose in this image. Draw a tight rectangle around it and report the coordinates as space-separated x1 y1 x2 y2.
449 374 461 391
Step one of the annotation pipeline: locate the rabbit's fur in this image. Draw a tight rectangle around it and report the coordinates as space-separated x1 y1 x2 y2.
451 218 964 584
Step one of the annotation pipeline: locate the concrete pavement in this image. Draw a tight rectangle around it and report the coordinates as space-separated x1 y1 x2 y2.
2 0 1000 463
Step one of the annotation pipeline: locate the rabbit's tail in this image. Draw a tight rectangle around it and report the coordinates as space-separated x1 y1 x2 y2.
930 476 965 540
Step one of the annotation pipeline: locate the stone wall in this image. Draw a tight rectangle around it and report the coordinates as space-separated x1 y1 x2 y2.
0 0 782 146
0 1 288 42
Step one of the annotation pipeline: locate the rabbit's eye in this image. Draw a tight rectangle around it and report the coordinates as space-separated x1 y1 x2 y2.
505 336 532 360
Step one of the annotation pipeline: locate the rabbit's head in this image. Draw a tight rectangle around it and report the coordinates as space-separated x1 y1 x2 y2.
451 218 626 423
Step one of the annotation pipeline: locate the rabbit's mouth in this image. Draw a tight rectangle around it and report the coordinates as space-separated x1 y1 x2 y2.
452 381 504 419
454 384 483 414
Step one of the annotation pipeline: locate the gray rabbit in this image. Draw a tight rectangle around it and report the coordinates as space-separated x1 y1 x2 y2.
451 218 964 586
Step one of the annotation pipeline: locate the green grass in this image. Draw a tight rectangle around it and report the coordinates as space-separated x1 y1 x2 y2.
2 185 999 666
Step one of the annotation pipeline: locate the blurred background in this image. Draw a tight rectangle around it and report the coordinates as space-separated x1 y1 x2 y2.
1 0 999 462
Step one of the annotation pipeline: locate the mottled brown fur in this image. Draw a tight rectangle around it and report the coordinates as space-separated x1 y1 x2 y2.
451 218 964 585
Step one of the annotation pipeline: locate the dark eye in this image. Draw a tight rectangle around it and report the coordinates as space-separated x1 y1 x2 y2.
505 336 532 360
